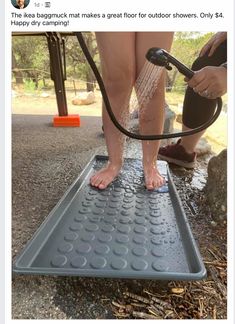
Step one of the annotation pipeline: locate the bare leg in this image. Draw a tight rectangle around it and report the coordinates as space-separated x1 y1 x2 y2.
136 32 174 190
180 126 205 153
90 32 135 189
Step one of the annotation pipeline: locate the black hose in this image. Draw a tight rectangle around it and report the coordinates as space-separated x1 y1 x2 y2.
75 32 222 141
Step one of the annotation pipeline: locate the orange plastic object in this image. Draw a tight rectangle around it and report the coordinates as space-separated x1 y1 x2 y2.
53 115 81 127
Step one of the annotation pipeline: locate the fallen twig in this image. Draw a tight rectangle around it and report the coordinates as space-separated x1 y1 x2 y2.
132 311 158 319
209 265 227 298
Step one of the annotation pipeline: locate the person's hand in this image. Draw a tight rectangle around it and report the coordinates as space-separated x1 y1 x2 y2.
199 32 227 57
186 66 227 99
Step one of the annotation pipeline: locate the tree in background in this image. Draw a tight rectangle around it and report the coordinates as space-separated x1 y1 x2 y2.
167 32 214 92
12 32 214 93
65 32 99 92
12 33 99 92
12 36 49 89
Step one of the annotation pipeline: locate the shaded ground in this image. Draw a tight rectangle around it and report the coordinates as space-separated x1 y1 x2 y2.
12 114 227 319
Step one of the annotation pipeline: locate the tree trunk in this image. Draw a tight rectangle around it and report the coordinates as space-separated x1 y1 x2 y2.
85 33 96 92
12 52 24 84
86 70 95 92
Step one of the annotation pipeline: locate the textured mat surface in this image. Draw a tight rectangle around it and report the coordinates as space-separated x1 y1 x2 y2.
13 155 206 280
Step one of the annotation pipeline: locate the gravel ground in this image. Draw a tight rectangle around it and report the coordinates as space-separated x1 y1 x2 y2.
12 114 227 319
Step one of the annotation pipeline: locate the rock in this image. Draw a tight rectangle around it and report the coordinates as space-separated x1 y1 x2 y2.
159 104 176 146
72 91 95 105
164 104 176 134
176 114 182 124
195 138 212 156
205 149 227 222
40 92 50 98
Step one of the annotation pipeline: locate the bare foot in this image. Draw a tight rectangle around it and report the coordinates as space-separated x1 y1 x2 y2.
143 164 165 190
90 162 122 190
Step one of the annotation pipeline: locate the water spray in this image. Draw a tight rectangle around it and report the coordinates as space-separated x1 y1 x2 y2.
75 32 222 141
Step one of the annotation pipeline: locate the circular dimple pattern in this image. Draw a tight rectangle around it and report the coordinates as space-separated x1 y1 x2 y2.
151 247 165 257
150 219 162 225
134 218 146 225
112 191 122 198
95 201 105 208
124 192 134 199
111 258 127 270
88 190 97 196
150 205 160 212
85 196 93 201
152 260 169 272
132 247 147 256
150 227 165 235
151 237 163 245
114 187 123 193
121 210 130 216
82 201 92 207
136 193 144 199
58 243 73 253
133 235 147 245
97 196 107 202
116 234 129 243
98 233 112 243
169 237 175 244
89 216 101 223
81 233 95 242
94 244 110 255
101 224 114 233
90 257 107 269
76 243 91 254
117 224 131 234
135 204 146 210
135 210 145 217
107 209 117 216
149 199 158 205
110 196 119 202
51 255 67 267
85 223 99 232
150 210 161 217
104 216 115 224
75 214 87 222
69 223 83 231
79 207 91 214
131 259 148 271
71 256 87 268
119 217 131 224
122 203 133 210
39 161 189 278
108 202 119 209
134 225 147 234
93 207 104 215
125 188 133 194
135 199 144 205
113 245 128 256
64 232 78 241
100 191 111 197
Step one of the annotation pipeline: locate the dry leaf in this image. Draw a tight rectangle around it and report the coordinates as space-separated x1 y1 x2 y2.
171 287 185 294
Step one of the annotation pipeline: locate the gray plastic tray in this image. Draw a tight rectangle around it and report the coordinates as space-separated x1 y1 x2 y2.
13 155 206 280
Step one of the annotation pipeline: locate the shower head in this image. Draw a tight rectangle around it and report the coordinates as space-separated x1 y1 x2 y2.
76 32 222 141
146 47 194 79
